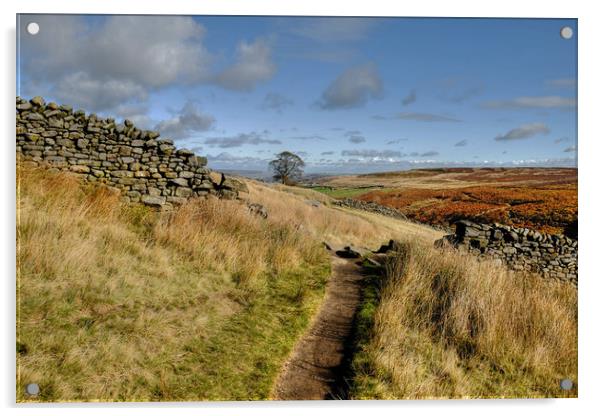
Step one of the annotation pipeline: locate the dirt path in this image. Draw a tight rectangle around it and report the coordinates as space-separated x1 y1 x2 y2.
271 254 365 400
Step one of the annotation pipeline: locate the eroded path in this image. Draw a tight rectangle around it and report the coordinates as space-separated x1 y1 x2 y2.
272 254 365 400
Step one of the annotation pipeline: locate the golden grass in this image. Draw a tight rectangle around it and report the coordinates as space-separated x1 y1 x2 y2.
351 241 578 399
245 181 443 248
16 167 329 401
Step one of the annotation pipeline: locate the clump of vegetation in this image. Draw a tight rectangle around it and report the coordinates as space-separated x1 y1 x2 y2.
16 167 329 401
350 241 578 399
358 185 577 235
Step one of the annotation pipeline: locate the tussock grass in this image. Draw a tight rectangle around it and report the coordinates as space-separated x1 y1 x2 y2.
351 241 577 399
16 168 329 401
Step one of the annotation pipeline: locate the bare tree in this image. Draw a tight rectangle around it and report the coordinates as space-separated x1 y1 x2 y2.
269 151 305 185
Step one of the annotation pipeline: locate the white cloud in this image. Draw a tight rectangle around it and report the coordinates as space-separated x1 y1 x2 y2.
204 132 281 148
342 149 405 159
154 102 215 140
261 93 293 113
389 112 461 122
289 17 375 42
494 123 550 141
482 96 576 109
53 72 148 112
20 15 276 113
21 15 212 111
317 63 383 110
420 150 439 157
215 39 276 91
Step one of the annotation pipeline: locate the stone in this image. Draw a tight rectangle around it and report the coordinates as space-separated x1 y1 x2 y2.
70 165 90 173
141 195 166 207
178 170 195 179
77 139 89 149
248 203 268 219
30 96 45 107
169 178 189 187
26 112 45 121
17 102 32 111
176 148 194 157
131 140 145 147
174 187 193 197
335 246 362 259
159 144 174 154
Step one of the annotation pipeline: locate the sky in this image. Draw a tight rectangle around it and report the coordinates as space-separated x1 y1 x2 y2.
17 15 577 174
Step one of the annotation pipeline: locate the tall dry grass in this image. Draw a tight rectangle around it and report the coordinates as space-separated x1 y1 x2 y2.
245 181 442 248
351 241 577 399
16 167 329 401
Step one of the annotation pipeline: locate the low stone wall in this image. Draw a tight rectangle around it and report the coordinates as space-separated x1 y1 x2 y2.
16 96 244 208
436 220 577 285
332 198 408 220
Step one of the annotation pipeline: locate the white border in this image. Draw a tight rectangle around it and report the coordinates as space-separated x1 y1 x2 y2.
2 1 601 415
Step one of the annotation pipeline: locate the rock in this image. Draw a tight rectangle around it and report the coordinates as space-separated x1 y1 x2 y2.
70 165 90 173
335 246 362 259
176 148 194 157
222 177 248 193
306 199 321 208
169 178 189 187
17 102 32 111
178 171 195 179
209 171 224 186
26 112 45 121
141 195 166 207
248 203 268 219
30 96 45 107
174 187 193 197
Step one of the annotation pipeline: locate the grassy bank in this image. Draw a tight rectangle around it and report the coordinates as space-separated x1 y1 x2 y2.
350 241 578 399
16 168 329 401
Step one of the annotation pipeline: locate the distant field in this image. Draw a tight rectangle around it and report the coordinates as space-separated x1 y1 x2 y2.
313 168 577 236
307 186 392 199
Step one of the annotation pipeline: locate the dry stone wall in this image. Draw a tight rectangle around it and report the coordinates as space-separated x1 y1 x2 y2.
436 220 577 286
333 198 409 221
16 96 245 208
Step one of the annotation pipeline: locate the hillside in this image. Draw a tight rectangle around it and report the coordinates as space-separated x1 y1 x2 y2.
17 165 577 401
312 168 577 235
16 166 440 401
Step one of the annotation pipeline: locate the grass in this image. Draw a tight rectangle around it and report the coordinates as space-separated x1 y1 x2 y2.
16 167 330 401
16 166 577 401
245 180 441 248
309 186 392 199
349 241 578 399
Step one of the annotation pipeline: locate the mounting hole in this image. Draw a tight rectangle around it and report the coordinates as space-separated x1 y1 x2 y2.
560 378 573 390
560 26 573 40
27 22 40 35
25 383 40 396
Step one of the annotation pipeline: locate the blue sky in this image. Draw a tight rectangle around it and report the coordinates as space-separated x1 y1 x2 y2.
17 15 577 173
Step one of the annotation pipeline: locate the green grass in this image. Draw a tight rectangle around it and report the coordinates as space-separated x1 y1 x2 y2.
161 263 330 401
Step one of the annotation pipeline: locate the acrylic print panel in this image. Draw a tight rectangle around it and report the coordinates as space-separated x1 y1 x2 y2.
16 14 577 402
